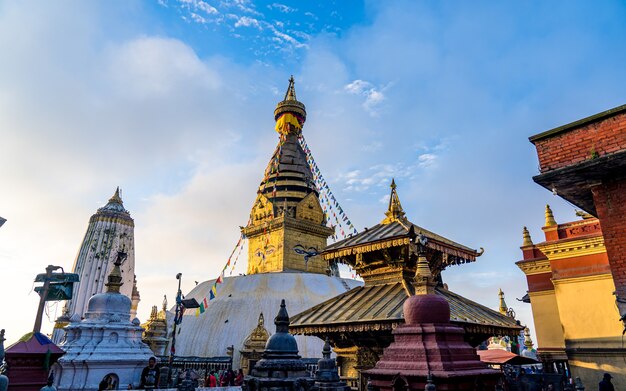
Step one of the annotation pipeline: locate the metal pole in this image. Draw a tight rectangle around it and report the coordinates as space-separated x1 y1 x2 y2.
167 273 183 386
33 265 59 333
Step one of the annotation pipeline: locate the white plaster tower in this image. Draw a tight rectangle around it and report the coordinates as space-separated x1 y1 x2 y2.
52 188 138 343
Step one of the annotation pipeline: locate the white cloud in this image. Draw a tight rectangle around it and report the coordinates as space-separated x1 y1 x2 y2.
268 3 296 13
178 0 219 15
417 153 437 168
234 16 262 29
344 79 386 116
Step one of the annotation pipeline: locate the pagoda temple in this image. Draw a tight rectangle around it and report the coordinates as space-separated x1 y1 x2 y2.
173 77 361 365
290 181 521 388
52 188 140 343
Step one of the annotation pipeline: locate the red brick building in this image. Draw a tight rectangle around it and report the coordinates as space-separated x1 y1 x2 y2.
527 104 626 385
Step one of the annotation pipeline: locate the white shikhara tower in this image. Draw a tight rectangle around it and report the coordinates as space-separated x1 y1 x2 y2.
52 188 139 343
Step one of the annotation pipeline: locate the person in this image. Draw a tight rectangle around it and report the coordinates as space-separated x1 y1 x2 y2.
234 369 244 386
228 369 236 386
207 370 217 387
139 357 160 390
599 373 614 391
40 376 57 391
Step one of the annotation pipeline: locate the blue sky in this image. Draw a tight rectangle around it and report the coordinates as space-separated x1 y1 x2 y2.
1 0 626 344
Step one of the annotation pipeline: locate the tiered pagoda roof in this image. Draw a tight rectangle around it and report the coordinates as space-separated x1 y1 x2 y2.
290 181 521 345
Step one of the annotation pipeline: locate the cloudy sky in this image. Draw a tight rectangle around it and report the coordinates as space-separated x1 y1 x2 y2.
1 0 626 344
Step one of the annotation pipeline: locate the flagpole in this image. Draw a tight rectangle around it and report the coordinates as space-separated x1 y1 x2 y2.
167 272 183 387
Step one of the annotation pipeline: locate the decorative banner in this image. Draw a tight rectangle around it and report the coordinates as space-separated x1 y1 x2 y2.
298 134 358 240
275 113 303 133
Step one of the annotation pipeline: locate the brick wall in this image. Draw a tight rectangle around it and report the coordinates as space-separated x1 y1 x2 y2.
533 112 626 172
592 178 626 295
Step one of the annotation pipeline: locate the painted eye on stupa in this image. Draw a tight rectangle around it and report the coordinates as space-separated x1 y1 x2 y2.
266 246 276 255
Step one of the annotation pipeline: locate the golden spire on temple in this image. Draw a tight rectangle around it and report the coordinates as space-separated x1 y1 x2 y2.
414 250 435 295
544 204 557 227
523 327 534 349
109 187 123 204
381 179 407 225
274 75 306 134
498 288 508 315
522 226 533 247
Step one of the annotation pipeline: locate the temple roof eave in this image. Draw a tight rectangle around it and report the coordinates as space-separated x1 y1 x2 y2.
289 284 521 337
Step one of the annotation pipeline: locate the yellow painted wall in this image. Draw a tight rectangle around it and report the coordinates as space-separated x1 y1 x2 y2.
553 274 622 347
528 290 565 349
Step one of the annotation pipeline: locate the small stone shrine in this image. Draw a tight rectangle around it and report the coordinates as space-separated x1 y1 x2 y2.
311 339 350 391
244 300 314 391
4 331 64 391
364 252 501 390
0 330 8 391
240 313 270 375
53 251 153 390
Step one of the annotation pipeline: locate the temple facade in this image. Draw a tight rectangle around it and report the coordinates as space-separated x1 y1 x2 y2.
290 181 521 389
173 77 361 364
516 206 624 387
52 188 139 343
141 297 170 357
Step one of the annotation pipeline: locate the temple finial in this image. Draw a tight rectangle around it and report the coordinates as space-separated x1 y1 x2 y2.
522 226 533 247
498 288 508 315
523 327 534 349
109 187 123 204
414 250 434 295
105 250 127 293
322 337 331 359
274 299 290 333
545 204 557 227
284 75 297 101
162 295 168 312
150 305 158 320
381 179 406 224
274 76 306 134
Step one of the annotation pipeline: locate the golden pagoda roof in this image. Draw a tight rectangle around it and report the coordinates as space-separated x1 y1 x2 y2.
289 283 521 337
324 180 479 263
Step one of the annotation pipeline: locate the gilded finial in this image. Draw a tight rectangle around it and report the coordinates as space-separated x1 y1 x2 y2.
150 305 158 320
414 250 435 295
258 312 264 327
523 327 534 349
545 204 557 227
498 288 508 315
274 76 306 134
522 226 533 247
105 250 127 293
381 179 407 224
109 187 123 204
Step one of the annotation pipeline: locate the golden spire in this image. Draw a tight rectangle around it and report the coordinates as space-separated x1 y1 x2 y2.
109 187 123 204
381 179 407 224
498 288 508 315
414 251 435 295
545 204 557 227
274 75 306 134
522 226 533 247
149 305 158 320
524 327 534 349
105 250 126 293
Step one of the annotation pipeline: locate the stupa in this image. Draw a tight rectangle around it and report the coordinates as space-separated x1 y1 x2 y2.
243 300 313 391
364 253 500 390
52 188 139 344
53 251 154 390
173 77 361 364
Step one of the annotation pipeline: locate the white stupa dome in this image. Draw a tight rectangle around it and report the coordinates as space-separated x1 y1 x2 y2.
173 272 362 366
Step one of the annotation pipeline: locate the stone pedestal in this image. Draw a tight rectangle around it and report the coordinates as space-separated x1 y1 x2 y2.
365 294 500 390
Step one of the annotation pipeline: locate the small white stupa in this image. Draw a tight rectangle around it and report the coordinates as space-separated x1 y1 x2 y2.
53 251 153 390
